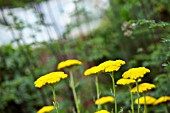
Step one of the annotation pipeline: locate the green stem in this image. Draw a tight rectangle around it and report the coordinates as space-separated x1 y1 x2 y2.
128 85 134 113
110 73 117 113
136 81 140 113
69 71 80 113
95 75 101 110
162 104 168 113
50 84 59 113
144 93 147 113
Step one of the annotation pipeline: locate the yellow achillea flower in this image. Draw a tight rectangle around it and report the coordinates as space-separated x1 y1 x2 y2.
131 83 156 93
98 60 125 72
84 66 102 76
37 106 54 113
95 110 110 113
95 96 114 105
122 67 150 80
135 96 156 105
57 59 82 70
34 72 68 88
84 60 125 76
117 78 136 85
153 96 170 105
117 78 141 85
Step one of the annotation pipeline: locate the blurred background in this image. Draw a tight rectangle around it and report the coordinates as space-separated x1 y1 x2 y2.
0 0 170 113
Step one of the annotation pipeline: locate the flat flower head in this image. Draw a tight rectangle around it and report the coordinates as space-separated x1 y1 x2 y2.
57 59 82 70
131 83 156 93
98 60 125 73
135 96 156 105
95 110 110 113
117 78 136 85
99 60 115 69
34 72 68 88
122 67 150 80
153 96 170 105
95 96 114 105
84 66 102 76
37 106 54 113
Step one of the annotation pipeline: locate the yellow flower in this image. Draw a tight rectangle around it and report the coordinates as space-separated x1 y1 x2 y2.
84 60 125 76
116 78 136 85
98 60 125 72
95 110 110 113
57 59 82 70
135 96 156 105
37 106 54 113
153 96 170 105
131 83 156 93
84 66 102 76
34 72 68 88
95 96 114 105
122 67 150 79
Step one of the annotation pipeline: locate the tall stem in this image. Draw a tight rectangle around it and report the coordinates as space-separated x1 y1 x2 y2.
69 71 80 113
162 104 168 113
144 93 147 113
128 85 134 113
50 84 59 113
136 81 140 113
95 75 101 110
110 73 117 113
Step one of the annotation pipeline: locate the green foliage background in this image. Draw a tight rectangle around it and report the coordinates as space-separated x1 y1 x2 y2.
0 0 170 113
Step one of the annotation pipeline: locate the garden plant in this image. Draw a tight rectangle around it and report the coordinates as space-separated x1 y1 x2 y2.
34 59 170 113
0 0 170 113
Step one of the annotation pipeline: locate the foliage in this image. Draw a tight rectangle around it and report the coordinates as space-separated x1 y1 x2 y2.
0 0 170 112
0 0 46 8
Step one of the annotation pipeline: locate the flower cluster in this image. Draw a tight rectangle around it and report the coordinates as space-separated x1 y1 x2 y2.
34 58 170 113
116 78 136 85
98 60 125 72
95 110 110 113
84 60 125 76
153 96 170 105
135 96 156 105
34 72 68 88
37 106 54 113
57 59 82 70
95 96 114 105
122 67 150 79
131 83 156 93
84 66 102 76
